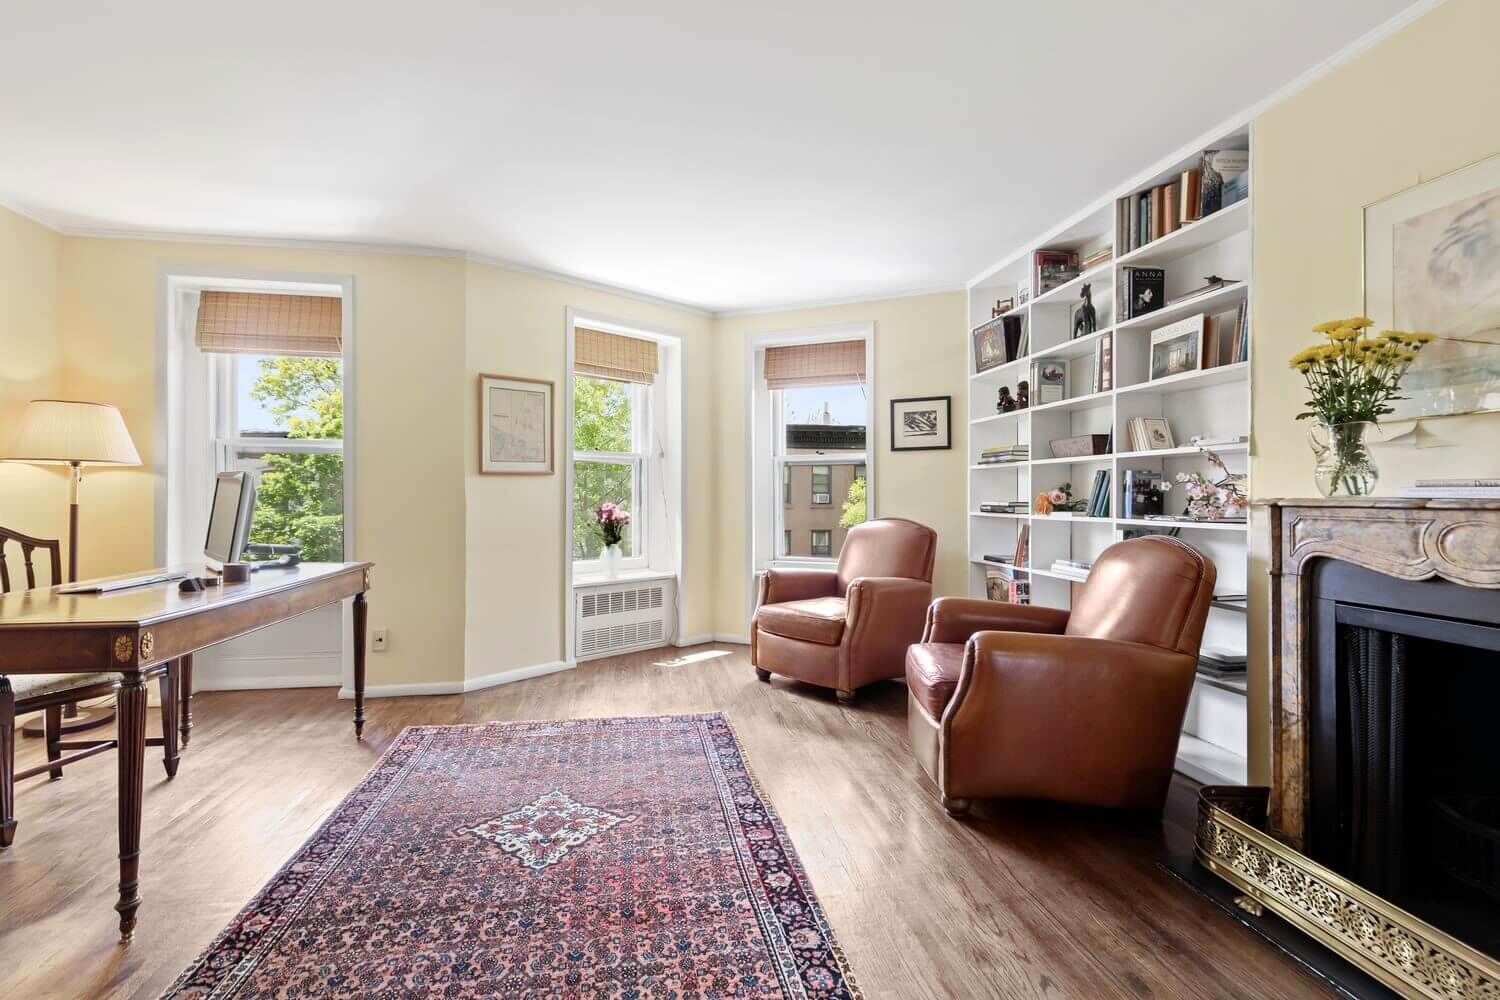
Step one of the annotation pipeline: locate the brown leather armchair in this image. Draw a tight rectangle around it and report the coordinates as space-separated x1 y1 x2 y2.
753 517 937 702
905 535 1216 815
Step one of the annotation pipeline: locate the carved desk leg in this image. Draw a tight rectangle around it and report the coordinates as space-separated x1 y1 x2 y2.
158 660 180 779
115 673 148 942
178 653 194 748
352 591 368 740
0 677 15 848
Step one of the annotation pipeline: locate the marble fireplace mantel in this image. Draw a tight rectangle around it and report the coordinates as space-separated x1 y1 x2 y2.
1264 496 1500 846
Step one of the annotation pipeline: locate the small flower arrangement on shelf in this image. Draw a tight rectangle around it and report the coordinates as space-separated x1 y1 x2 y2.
1034 483 1085 515
594 502 631 578
1160 448 1248 521
1288 316 1433 496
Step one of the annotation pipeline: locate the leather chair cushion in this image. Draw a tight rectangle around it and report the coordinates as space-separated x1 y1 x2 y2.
756 597 847 646
905 642 964 718
836 517 937 592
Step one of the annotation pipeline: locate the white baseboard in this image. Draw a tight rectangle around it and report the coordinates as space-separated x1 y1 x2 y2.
194 653 341 692
674 633 750 646
338 659 575 699
716 632 751 645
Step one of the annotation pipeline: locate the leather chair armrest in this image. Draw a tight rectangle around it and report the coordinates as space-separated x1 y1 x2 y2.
942 631 1197 808
755 567 840 609
922 597 1070 643
844 576 932 685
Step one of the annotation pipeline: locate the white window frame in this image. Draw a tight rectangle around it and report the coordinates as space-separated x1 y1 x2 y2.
570 376 650 573
746 322 876 602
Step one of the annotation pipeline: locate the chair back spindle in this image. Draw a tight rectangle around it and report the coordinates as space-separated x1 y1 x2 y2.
0 527 64 594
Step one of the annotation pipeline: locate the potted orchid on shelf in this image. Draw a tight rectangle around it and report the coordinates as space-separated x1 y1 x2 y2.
594 502 631 579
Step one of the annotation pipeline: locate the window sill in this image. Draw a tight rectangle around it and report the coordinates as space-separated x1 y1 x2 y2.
573 568 677 588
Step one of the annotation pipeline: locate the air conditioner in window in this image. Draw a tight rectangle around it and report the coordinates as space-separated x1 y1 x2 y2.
574 578 677 661
813 493 831 504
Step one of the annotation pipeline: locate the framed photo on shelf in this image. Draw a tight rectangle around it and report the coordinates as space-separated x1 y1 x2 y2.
1365 151 1500 419
478 373 554 475
971 318 1006 373
889 395 952 451
1150 314 1206 380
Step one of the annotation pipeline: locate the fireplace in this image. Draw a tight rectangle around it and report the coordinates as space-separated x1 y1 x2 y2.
1305 560 1500 954
1190 498 1500 998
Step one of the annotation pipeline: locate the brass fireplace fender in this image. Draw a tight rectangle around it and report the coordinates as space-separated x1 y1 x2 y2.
1196 786 1500 999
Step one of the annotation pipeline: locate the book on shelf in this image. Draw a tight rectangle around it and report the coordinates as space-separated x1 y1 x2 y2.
1120 266 1165 320
1198 148 1249 217
1029 357 1067 405
1033 250 1080 295
1090 331 1114 392
1002 313 1027 363
1013 523 1030 569
1179 168 1202 224
1415 478 1500 488
1203 300 1249 369
1048 560 1091 582
1084 469 1111 518
1079 246 1112 271
1197 662 1248 681
985 570 1031 605
1126 416 1175 452
978 501 1029 514
1144 513 1247 524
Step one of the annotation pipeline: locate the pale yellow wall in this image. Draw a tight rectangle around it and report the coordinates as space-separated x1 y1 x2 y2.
56 237 470 687
0 205 68 571
462 261 715 677
1248 0 1500 781
712 292 969 637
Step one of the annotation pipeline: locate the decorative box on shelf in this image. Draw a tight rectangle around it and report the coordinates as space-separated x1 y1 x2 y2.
1048 433 1111 459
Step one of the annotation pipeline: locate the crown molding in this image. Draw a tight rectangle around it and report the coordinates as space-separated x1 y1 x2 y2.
713 282 962 320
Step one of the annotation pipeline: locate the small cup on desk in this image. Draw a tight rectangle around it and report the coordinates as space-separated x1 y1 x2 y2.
220 562 251 584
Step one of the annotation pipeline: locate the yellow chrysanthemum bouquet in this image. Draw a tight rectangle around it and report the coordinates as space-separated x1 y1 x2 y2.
1289 317 1433 495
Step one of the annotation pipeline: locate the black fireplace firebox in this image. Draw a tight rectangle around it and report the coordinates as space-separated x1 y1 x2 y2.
1307 559 1500 954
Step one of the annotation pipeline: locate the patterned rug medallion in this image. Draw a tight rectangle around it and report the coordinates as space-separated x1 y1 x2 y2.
164 714 861 999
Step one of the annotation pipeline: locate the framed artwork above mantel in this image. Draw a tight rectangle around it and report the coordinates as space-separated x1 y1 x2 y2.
1365 151 1500 420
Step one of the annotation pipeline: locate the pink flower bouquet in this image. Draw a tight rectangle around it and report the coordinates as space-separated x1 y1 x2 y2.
594 502 631 548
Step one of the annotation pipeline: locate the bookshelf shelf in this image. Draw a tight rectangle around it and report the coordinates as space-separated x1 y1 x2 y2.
1030 453 1112 466
965 122 1253 788
1030 261 1114 308
1030 388 1113 414
1115 199 1250 268
1116 282 1247 333
1117 361 1248 396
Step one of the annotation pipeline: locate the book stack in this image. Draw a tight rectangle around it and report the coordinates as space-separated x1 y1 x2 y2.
1048 559 1092 582
1033 250 1080 295
1203 300 1249 368
1079 246 1112 272
1083 469 1111 518
1126 416 1174 452
978 444 1028 466
978 500 1029 514
1115 147 1248 253
985 568 1030 605
1121 469 1165 519
1119 267 1165 321
1198 642 1248 679
1399 478 1500 500
1090 332 1114 392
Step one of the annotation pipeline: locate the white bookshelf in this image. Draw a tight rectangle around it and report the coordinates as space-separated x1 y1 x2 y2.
964 124 1252 786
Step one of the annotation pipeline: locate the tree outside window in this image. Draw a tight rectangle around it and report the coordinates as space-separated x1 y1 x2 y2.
572 375 642 561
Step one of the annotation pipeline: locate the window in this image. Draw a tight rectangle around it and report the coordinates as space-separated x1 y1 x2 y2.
571 375 647 563
217 353 344 561
811 465 831 505
756 335 876 563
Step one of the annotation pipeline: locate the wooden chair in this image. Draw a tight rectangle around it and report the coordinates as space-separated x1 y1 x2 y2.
0 526 181 848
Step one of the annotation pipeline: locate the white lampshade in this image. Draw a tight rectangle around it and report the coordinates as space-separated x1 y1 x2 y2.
4 399 141 466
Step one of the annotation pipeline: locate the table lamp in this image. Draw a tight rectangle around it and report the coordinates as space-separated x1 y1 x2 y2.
3 399 142 582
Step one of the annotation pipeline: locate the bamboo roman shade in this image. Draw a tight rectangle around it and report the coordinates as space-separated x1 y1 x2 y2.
195 291 343 357
574 327 659 384
763 339 866 389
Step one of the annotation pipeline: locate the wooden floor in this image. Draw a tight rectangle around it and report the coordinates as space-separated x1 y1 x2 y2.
0 644 1326 999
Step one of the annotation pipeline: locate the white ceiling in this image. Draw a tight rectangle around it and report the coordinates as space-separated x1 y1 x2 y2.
0 1 1420 313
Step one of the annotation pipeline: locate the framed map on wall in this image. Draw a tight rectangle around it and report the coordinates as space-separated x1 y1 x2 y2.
479 373 554 474
1365 152 1500 419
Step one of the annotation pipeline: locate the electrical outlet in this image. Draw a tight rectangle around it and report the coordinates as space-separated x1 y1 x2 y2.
371 629 389 652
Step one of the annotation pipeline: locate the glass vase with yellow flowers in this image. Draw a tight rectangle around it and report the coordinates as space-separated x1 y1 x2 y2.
1289 317 1433 496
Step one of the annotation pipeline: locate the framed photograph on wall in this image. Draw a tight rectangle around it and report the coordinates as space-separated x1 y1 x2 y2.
890 395 952 451
479 373 554 474
1365 151 1500 419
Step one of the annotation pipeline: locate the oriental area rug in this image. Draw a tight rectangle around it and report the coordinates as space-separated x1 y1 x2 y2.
163 714 862 999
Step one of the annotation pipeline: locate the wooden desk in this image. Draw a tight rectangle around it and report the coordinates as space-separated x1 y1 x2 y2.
0 561 371 940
